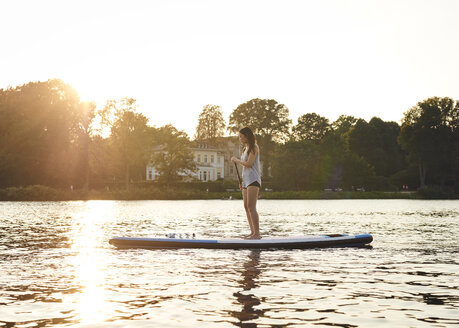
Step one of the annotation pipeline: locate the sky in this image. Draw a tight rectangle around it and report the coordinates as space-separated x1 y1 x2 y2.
2 0 459 137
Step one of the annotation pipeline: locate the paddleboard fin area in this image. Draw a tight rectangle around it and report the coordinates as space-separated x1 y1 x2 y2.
109 234 373 249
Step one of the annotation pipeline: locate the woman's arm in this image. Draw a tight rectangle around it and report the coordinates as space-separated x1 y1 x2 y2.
231 145 258 168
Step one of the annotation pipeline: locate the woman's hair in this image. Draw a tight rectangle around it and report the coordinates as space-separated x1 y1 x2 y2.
239 127 257 154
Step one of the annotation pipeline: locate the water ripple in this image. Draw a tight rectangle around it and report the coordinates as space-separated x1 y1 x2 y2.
0 199 458 327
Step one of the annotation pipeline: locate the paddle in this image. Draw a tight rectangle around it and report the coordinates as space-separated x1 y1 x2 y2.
234 162 242 188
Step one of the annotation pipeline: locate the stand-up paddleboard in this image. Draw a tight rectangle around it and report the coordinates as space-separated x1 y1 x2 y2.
109 233 372 249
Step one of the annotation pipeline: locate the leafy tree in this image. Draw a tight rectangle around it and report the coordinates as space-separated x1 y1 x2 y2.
348 117 405 177
271 139 338 191
75 101 96 191
228 98 291 142
151 125 196 182
320 132 347 188
292 113 330 142
228 98 291 175
453 101 459 190
87 134 117 189
312 115 358 190
331 115 358 137
271 141 320 190
194 104 226 144
102 98 153 190
341 153 374 190
399 97 458 188
0 79 81 188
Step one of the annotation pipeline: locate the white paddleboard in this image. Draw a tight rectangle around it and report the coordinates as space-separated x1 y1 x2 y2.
109 234 373 249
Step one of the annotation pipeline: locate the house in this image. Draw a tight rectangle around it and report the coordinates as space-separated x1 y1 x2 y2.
193 142 225 181
145 144 198 181
146 137 243 182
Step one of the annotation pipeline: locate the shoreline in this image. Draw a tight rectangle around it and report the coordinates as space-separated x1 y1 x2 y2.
0 185 457 201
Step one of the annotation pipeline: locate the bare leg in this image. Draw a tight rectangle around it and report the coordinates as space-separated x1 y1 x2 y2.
242 188 254 237
246 186 261 239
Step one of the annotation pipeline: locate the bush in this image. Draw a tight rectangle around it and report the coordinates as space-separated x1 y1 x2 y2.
417 185 457 199
0 185 60 201
365 176 398 191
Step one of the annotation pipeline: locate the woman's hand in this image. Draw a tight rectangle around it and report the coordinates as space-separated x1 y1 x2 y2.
231 156 239 163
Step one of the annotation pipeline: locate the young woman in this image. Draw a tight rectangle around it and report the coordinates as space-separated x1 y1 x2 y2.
231 127 262 239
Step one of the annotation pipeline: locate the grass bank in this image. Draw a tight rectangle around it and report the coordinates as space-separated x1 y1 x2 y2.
1 185 457 201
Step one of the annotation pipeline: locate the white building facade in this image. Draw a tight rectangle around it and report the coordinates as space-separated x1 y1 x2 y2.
193 143 225 181
145 140 238 182
146 165 158 181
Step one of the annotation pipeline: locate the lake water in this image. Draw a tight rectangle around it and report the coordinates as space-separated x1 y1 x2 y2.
0 199 458 327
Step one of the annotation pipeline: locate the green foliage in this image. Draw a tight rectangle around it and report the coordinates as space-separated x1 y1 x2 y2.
399 97 458 188
0 79 82 188
102 98 153 190
0 185 60 201
271 141 327 190
75 101 97 191
348 117 405 177
331 115 358 136
259 190 415 199
389 165 419 190
292 113 330 142
228 98 291 142
417 185 457 199
195 104 226 144
228 98 292 176
341 153 374 190
1 78 457 198
151 125 196 182
0 184 423 201
135 179 239 192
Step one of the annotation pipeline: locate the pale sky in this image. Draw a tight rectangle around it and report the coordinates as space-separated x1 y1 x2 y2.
2 0 458 137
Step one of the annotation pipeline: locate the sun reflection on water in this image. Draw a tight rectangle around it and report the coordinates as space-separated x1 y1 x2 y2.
66 200 116 324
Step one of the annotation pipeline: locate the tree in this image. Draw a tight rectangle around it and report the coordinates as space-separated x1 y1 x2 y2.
399 97 458 188
291 113 330 142
228 98 292 175
87 134 117 189
228 98 291 142
271 141 320 190
348 117 405 178
194 104 226 144
75 101 96 191
341 153 375 190
331 115 357 137
0 79 81 188
102 98 153 190
151 125 195 182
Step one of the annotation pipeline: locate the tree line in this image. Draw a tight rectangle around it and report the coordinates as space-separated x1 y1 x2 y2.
0 79 457 193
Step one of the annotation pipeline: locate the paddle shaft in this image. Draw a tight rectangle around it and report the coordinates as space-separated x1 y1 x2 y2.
234 162 242 186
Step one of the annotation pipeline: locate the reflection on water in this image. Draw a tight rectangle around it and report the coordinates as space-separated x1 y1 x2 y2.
231 250 264 326
0 199 458 327
68 201 116 324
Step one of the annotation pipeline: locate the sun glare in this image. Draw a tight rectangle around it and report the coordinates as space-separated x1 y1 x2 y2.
66 201 116 324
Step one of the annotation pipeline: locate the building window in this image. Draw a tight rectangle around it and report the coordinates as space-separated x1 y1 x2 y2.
211 155 214 163
217 172 221 179
204 155 207 163
203 171 207 181
197 154 201 162
148 170 153 180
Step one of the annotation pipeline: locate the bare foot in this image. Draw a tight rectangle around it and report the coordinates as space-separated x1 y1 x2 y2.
246 235 261 240
242 234 254 239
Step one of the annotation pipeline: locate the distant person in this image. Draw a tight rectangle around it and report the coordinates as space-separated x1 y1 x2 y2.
231 127 262 239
